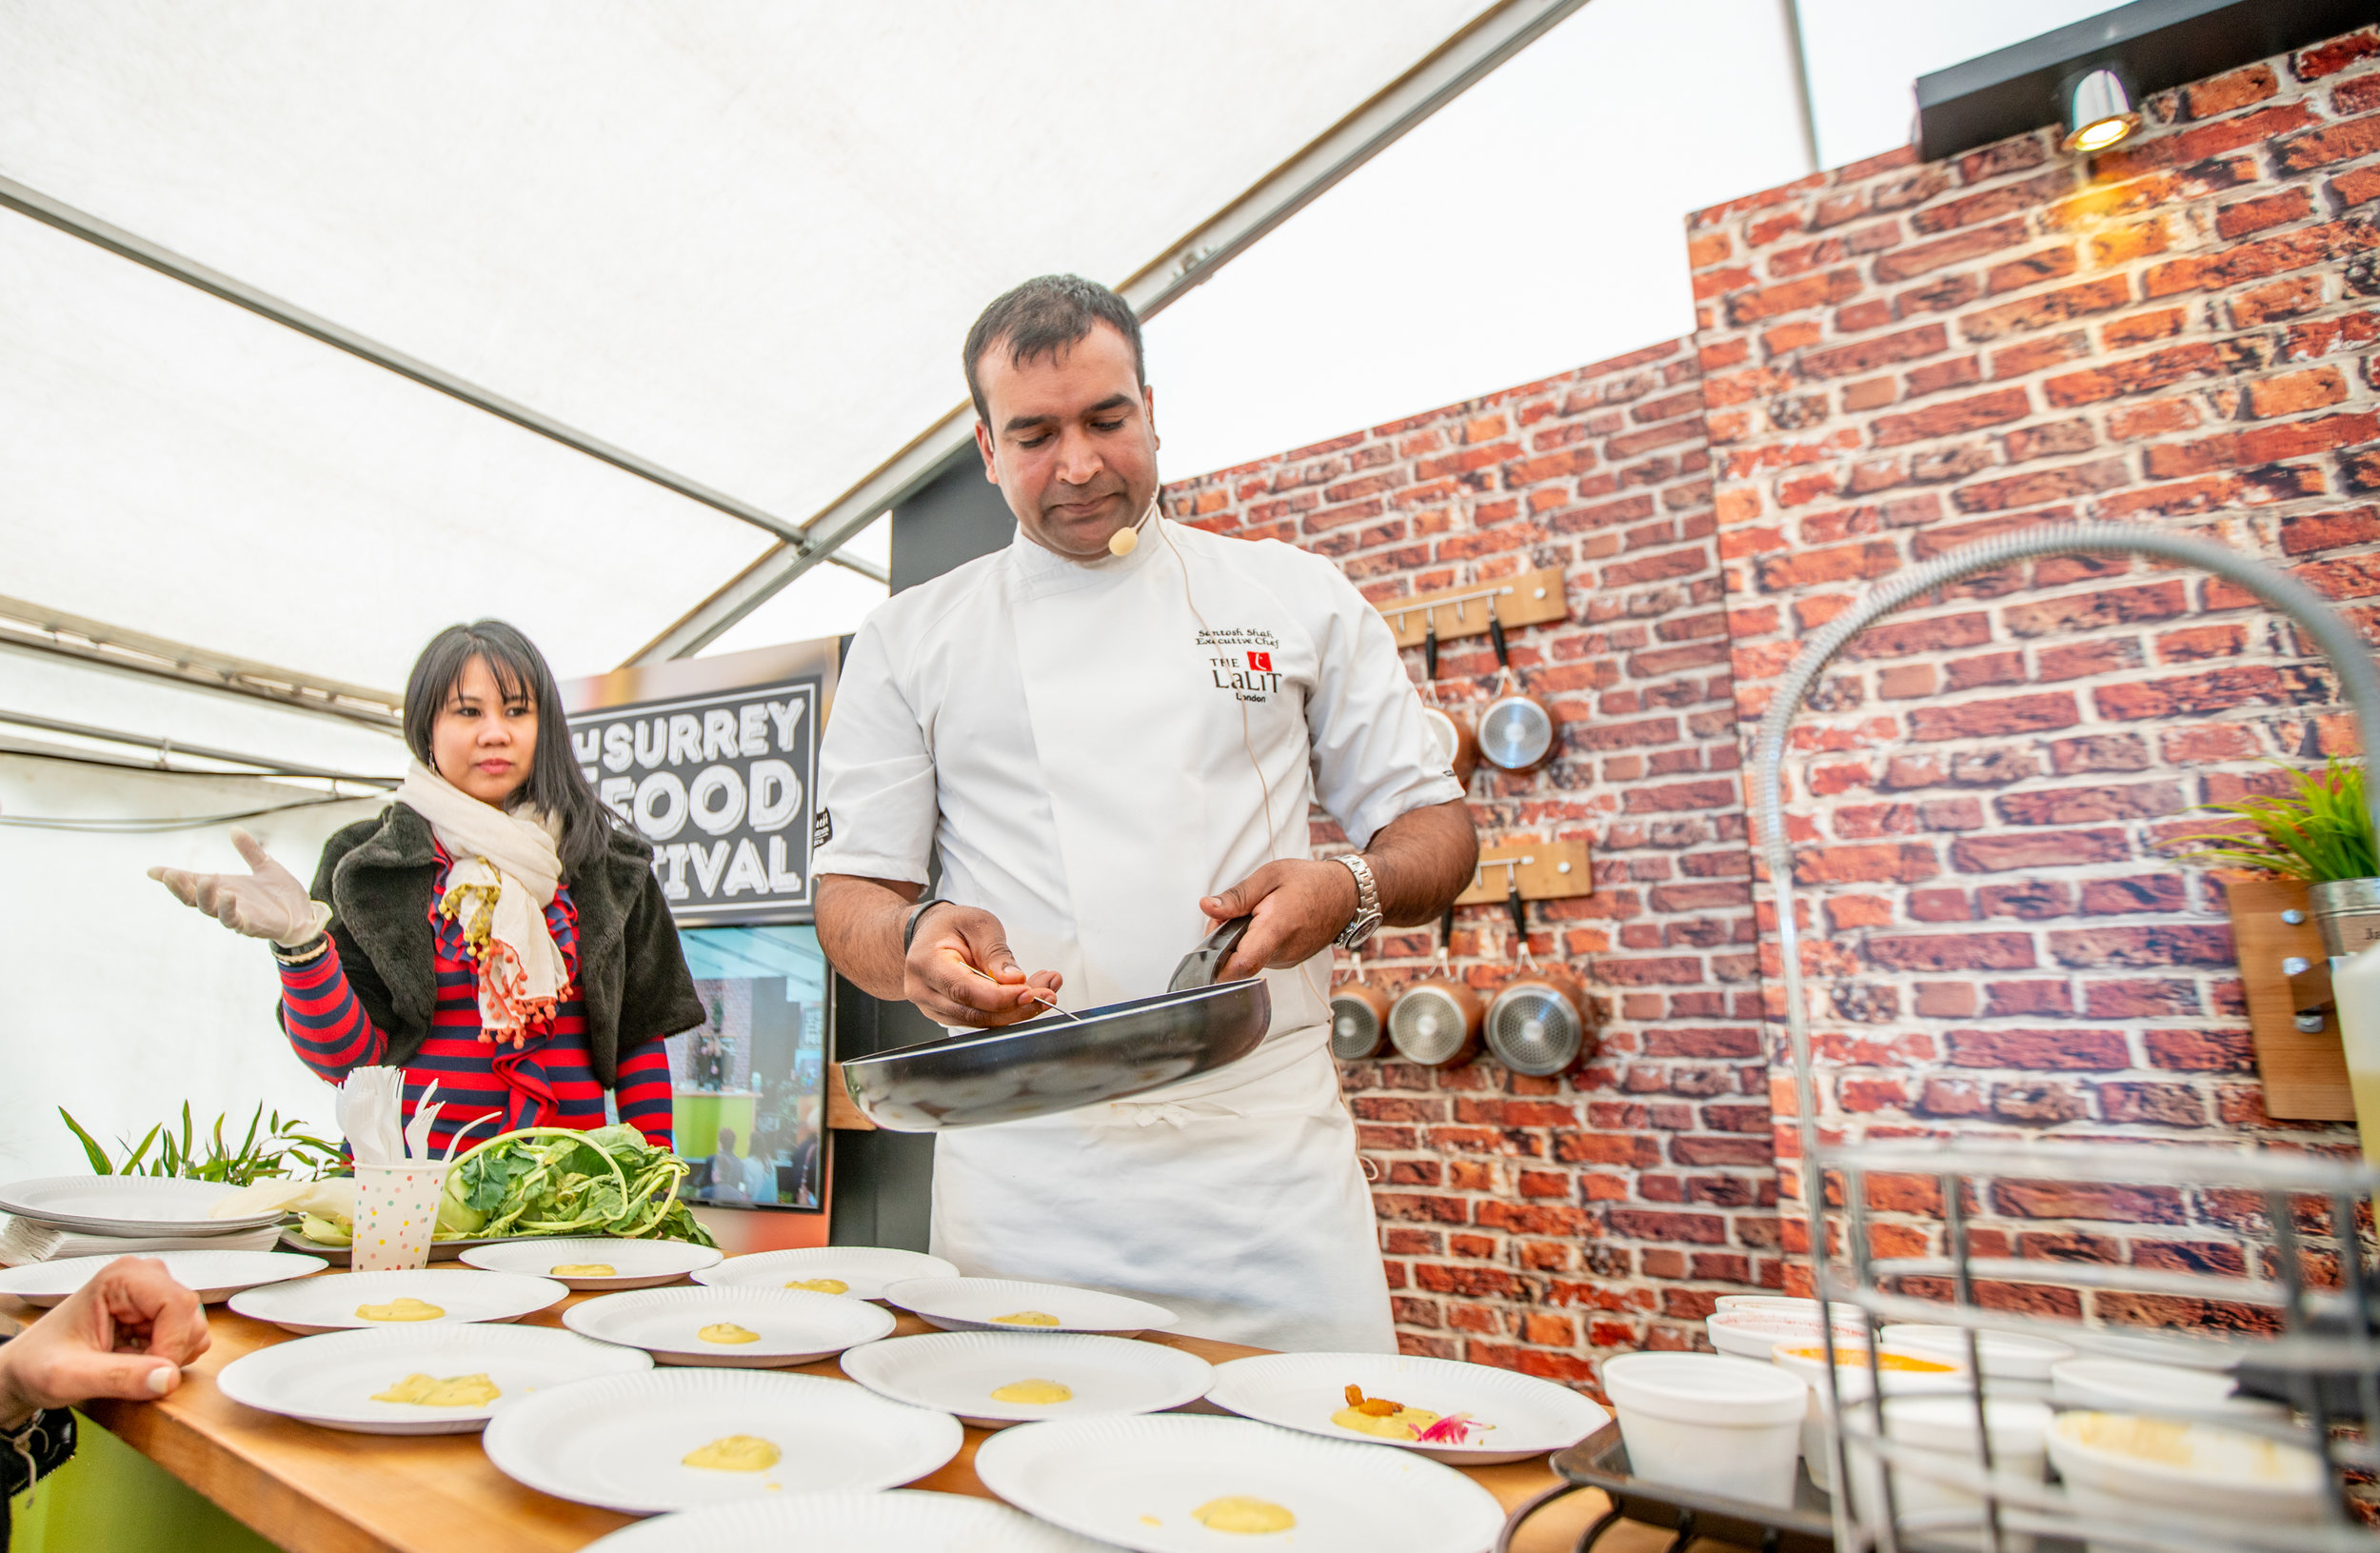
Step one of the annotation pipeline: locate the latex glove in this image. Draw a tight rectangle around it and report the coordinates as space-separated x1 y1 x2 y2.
149 828 331 946
0 1256 211 1430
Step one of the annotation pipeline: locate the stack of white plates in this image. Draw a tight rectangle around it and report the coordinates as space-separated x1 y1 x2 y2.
0 1176 289 1257
0 1248 325 1306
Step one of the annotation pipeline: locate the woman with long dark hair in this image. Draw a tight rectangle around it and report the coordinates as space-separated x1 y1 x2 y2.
151 621 704 1149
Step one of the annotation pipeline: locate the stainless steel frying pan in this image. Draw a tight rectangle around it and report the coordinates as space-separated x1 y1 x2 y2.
841 917 1269 1131
1478 616 1557 774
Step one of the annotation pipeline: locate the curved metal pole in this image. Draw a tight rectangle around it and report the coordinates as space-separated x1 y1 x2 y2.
1751 521 2380 1550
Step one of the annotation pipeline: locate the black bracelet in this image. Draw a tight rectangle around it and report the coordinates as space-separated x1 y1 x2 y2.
901 900 949 955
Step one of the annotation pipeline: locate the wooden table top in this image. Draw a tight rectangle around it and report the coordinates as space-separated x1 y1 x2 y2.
4 1268 1669 1553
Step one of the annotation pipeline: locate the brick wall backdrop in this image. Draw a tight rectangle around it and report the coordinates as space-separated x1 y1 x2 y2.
1157 20 2380 1383
1165 343 1775 1381
1686 28 2377 1306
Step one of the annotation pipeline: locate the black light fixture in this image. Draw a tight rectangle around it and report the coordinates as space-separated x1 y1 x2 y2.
1915 0 2372 164
2060 63 2142 153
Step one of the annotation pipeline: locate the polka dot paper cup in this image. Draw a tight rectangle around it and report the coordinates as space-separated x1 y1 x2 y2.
349 1161 452 1272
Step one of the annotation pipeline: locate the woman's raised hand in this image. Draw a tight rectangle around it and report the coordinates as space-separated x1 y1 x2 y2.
149 828 332 946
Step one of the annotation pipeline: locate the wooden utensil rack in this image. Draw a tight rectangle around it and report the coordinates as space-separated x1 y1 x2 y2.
2225 874 2352 1120
1454 840 1594 907
1378 566 1569 649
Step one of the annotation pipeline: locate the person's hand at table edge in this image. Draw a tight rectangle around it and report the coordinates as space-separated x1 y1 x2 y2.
0 1256 210 1430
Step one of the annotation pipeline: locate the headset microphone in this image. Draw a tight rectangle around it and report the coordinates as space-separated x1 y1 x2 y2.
1109 490 1160 557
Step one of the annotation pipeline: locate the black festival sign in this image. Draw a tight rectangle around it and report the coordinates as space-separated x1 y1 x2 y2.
568 675 821 925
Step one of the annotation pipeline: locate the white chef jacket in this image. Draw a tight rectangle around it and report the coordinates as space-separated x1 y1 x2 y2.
815 516 1461 1349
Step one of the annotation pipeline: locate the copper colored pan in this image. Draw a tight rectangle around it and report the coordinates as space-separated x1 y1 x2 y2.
1478 616 1557 775
1329 957 1395 1062
1418 620 1479 787
1387 906 1482 1067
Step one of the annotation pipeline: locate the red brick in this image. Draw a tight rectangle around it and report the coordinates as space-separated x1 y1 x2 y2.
1874 219 2029 283
1951 829 2132 871
2299 30 2380 81
2045 925 2235 968
1945 1027 2128 1069
2230 275 2326 329
2183 63 2276 119
1907 692 2080 741
1726 268 1864 325
2216 187 2315 240
1959 276 2130 342
1866 933 2037 972
2245 366 2349 418
2274 116 2380 174
1993 1181 2187 1224
1872 388 2032 447
2042 343 2226 407
1801 325 1950 379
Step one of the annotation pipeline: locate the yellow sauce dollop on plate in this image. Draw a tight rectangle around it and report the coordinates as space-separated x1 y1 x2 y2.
551 1264 616 1277
1192 1497 1296 1534
1330 1402 1441 1440
697 1322 762 1345
989 1378 1074 1405
370 1372 499 1407
683 1435 781 1472
783 1278 850 1295
992 1310 1061 1326
355 1297 445 1323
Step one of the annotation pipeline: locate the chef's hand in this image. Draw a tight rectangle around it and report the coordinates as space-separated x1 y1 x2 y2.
149 829 331 947
905 905 1064 1028
0 1257 210 1430
1201 861 1359 981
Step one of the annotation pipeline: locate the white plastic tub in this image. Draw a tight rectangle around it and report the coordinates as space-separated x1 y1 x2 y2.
1600 1351 1808 1508
1705 1306 1862 1361
1844 1395 2051 1552
2046 1409 2327 1553
2048 1358 2287 1424
1882 1324 2073 1386
1768 1341 1970 1495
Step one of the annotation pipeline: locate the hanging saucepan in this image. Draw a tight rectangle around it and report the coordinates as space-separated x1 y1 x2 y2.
1416 619 1479 787
1388 906 1481 1067
1329 950 1395 1062
1477 616 1557 774
1482 881 1590 1077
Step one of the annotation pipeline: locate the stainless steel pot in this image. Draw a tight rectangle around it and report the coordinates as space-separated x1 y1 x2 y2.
1478 616 1556 774
1484 969 1589 1076
1388 906 1481 1066
1329 965 1394 1061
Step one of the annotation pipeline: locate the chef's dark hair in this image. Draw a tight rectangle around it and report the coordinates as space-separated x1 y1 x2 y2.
402 620 615 882
963 273 1145 426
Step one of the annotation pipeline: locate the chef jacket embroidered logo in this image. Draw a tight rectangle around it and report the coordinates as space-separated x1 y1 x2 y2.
1198 627 1283 703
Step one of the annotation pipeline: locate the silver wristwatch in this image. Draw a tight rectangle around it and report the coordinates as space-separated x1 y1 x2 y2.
1333 853 1382 949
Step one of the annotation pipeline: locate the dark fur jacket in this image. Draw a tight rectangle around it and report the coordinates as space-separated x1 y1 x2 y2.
298 802 704 1085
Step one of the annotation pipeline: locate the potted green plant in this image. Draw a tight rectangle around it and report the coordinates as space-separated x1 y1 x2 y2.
2175 757 2379 956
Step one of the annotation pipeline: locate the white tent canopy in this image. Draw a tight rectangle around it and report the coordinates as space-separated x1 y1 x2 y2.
2 0 1499 693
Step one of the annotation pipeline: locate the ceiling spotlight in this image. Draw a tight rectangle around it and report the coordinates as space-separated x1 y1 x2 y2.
2060 65 2139 154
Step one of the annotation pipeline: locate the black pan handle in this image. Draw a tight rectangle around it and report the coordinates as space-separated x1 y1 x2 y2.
1506 879 1528 947
1489 615 1512 672
1423 617 1439 682
1169 914 1256 991
1439 903 1457 957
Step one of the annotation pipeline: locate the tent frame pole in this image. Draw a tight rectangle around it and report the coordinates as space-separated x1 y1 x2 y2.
628 0 1593 663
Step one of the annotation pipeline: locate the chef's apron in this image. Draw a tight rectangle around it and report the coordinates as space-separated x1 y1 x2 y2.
928 523 1396 1353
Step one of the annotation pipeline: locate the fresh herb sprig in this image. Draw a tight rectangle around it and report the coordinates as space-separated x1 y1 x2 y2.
441 1124 711 1245
2172 757 2376 884
60 1103 340 1185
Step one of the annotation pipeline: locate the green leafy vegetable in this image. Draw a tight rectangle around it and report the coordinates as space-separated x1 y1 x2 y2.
60 1104 340 1186
441 1125 712 1246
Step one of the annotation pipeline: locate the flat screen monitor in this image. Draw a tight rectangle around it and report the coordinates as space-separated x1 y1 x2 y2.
667 923 829 1211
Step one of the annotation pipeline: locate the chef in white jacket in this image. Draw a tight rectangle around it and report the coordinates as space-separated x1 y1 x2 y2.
814 274 1478 1351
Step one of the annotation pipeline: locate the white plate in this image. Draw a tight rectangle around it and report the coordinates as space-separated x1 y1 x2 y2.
564 1285 895 1366
228 1268 566 1334
0 1249 326 1306
581 1489 1120 1551
884 1277 1176 1336
0 1176 286 1236
459 1236 723 1290
842 1331 1214 1427
692 1246 959 1301
214 1322 652 1434
482 1368 964 1514
976 1413 1506 1553
1207 1350 1610 1465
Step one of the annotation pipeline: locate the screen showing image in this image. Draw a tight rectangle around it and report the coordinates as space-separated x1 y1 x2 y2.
668 924 829 1210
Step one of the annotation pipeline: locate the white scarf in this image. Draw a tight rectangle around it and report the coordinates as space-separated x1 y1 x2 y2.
393 760 568 1043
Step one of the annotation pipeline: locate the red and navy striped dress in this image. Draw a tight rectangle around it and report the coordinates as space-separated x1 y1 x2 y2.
278 846 673 1152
